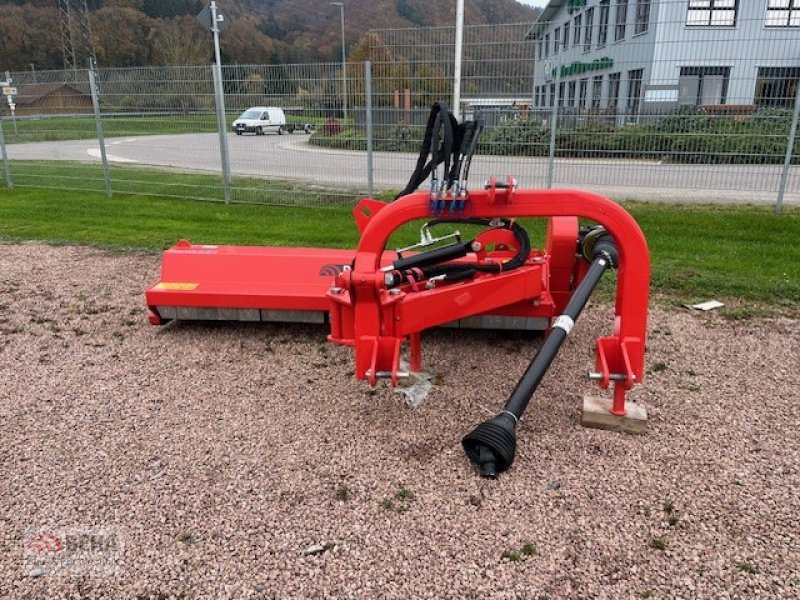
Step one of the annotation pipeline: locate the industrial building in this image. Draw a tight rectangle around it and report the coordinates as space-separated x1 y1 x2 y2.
528 0 800 120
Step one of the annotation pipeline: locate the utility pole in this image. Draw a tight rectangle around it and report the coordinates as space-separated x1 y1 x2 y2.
330 2 347 120
453 0 464 120
198 1 232 203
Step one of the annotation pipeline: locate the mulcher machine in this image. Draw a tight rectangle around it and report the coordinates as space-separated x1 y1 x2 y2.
146 103 650 478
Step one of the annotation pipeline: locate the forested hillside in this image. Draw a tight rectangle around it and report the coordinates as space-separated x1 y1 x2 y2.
0 0 538 70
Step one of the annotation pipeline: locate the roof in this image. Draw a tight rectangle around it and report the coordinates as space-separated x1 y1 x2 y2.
526 1 570 40
15 83 90 106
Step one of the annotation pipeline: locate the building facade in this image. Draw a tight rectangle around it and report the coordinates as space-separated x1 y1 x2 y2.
528 0 800 121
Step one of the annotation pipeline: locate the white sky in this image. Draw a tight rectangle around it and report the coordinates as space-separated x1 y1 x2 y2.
517 0 549 8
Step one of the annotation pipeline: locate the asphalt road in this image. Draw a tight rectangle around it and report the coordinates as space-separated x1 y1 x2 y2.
7 132 799 205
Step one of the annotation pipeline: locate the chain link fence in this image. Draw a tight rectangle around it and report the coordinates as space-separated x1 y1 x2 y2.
1 8 798 209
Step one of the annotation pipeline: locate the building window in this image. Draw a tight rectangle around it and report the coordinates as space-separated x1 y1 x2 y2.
679 67 731 105
544 33 550 57
584 7 595 51
598 0 610 47
559 81 566 106
537 39 543 60
766 0 800 27
592 75 603 107
563 21 571 49
635 0 651 34
627 69 643 115
579 78 588 108
568 80 577 107
608 72 621 109
554 27 561 53
686 0 737 27
574 14 583 46
615 0 628 41
550 83 556 107
755 67 800 106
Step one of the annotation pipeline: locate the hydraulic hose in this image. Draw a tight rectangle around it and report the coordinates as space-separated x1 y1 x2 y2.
385 219 531 288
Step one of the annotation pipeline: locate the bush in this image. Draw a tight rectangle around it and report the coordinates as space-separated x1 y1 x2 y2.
308 106 799 164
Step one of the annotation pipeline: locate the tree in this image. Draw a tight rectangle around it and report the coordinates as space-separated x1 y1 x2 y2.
150 15 209 65
142 0 201 18
0 5 62 71
220 14 276 65
91 7 154 67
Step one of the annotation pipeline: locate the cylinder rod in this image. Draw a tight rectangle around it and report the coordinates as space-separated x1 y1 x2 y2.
503 255 611 419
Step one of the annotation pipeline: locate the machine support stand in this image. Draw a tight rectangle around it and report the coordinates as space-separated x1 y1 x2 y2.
580 392 648 435
611 383 628 416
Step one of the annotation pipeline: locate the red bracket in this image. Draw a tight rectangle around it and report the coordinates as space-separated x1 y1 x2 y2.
332 188 650 406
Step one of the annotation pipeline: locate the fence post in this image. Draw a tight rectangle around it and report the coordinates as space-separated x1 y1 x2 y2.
365 60 374 198
0 115 11 188
775 83 800 214
88 62 112 198
212 64 232 204
546 71 560 189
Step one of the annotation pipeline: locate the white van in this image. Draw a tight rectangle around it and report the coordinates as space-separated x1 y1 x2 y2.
232 106 287 135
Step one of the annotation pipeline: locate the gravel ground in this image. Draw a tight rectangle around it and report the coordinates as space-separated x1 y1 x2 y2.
0 243 798 599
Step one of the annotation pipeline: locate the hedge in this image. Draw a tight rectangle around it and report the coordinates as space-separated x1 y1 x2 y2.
310 107 799 165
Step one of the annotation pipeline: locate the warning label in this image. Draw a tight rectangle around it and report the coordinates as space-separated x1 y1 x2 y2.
153 282 199 291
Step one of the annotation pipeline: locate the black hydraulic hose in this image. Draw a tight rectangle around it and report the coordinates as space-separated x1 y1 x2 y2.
385 219 532 289
502 253 612 419
422 219 531 275
392 240 472 271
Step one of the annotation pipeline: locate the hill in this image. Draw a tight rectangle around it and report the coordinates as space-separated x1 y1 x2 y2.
0 0 539 70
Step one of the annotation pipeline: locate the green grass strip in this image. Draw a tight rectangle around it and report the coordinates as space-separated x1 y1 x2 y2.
1 172 798 314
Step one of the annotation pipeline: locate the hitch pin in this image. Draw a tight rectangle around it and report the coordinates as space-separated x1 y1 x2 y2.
587 372 634 382
365 369 410 379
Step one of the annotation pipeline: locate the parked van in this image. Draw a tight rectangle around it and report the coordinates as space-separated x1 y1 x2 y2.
232 106 287 135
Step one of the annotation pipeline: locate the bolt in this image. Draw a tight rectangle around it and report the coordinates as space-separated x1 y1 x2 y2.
329 286 342 294
389 289 402 296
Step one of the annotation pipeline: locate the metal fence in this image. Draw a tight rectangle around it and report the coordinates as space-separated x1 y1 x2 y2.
1 6 799 209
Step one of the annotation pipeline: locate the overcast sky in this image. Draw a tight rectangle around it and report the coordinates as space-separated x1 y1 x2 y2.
517 0 548 8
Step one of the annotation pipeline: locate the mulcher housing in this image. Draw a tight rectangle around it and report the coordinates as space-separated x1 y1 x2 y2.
146 184 650 476
146 105 650 477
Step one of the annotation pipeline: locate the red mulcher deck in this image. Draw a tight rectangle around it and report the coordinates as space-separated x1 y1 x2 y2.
146 185 650 477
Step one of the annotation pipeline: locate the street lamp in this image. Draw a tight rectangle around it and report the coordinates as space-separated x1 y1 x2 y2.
330 1 347 120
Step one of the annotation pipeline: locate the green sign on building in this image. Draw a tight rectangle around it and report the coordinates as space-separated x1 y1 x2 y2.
551 57 614 79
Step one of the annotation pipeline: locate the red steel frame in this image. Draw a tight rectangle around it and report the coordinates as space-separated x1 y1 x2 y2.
327 187 650 414
146 186 649 415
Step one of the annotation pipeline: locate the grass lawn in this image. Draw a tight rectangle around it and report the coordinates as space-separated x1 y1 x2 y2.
0 179 798 315
5 161 357 205
1 113 328 144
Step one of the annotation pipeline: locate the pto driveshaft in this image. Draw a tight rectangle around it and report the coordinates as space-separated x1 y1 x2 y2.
462 229 619 478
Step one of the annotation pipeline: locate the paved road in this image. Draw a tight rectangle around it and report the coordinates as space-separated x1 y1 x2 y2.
7 132 799 205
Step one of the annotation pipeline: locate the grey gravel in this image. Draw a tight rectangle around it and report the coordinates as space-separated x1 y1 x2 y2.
1 243 798 599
